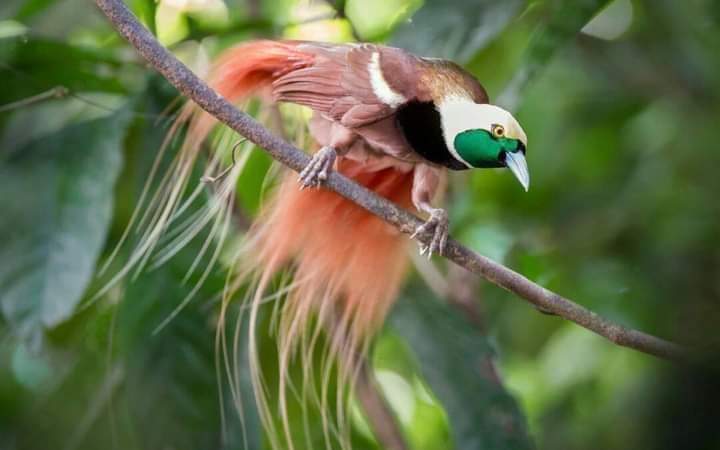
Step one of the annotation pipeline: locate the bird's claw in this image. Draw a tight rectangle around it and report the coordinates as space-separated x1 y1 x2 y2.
410 208 448 258
299 146 336 189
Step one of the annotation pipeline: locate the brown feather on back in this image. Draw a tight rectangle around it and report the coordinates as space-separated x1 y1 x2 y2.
272 43 421 127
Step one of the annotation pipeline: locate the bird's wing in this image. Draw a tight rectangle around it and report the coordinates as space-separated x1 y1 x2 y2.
272 43 423 128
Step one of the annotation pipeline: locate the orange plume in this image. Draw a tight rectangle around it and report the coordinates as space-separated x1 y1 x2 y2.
176 40 414 450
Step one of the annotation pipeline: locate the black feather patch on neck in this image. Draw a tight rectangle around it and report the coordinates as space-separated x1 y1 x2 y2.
396 101 468 171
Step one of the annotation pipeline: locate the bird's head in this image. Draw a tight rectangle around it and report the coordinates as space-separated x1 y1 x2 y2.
440 100 530 191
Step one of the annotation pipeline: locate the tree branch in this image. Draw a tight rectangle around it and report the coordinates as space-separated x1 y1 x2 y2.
355 359 409 450
93 0 689 362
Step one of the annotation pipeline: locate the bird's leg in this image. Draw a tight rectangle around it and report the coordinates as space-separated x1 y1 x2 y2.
411 205 449 258
298 146 337 188
298 123 355 189
410 164 449 257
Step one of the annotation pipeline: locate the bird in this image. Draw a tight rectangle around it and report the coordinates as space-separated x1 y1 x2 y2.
168 39 529 449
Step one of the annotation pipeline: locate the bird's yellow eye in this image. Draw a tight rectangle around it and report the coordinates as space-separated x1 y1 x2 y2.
491 124 505 139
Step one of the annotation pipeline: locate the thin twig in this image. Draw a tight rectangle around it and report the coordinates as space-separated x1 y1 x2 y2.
326 313 409 450
0 85 68 113
355 360 409 450
93 0 689 362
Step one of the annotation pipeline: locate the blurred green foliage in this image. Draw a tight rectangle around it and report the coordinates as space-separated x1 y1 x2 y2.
1 0 719 449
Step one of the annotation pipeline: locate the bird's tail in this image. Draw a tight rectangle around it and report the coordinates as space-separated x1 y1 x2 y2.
204 42 415 450
237 159 414 449
96 41 314 298
118 40 414 450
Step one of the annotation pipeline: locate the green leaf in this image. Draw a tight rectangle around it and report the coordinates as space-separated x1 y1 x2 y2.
0 109 131 345
490 0 613 106
14 0 58 21
0 80 260 448
391 0 611 102
0 38 127 109
110 263 257 450
130 0 157 34
517 0 613 76
390 287 534 450
391 0 524 61
10 343 53 392
345 0 422 41
0 20 28 39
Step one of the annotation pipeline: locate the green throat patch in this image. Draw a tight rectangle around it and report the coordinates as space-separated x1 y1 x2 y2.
453 129 522 168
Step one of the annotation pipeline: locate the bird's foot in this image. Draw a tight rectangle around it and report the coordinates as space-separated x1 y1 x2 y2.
298 146 336 189
410 208 449 258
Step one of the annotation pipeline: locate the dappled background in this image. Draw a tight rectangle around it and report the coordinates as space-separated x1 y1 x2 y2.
1 0 719 449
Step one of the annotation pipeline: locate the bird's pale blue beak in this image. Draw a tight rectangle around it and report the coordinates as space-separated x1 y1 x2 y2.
504 151 530 192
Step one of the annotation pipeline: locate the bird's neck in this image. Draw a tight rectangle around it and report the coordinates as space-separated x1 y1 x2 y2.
436 95 481 168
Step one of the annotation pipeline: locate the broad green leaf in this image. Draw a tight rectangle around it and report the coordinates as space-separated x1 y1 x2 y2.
0 38 127 110
391 0 611 103
371 332 453 450
2 258 258 450
581 0 633 41
0 80 260 448
345 0 422 41
486 0 613 106
14 0 57 21
391 0 524 61
109 261 257 450
10 343 52 392
1 94 128 155
0 109 130 345
390 287 534 450
130 0 157 34
0 20 27 39
515 0 614 78
234 147 272 215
